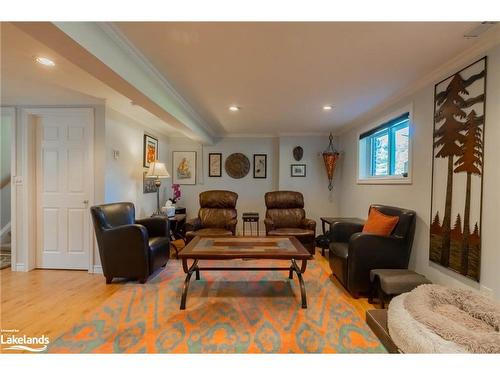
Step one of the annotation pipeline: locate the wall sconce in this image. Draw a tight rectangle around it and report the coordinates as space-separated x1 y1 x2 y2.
322 133 340 191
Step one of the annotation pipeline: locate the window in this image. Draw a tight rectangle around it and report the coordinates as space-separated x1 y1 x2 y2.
358 112 411 183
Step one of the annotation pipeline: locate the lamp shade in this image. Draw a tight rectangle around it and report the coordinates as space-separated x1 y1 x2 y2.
146 161 170 179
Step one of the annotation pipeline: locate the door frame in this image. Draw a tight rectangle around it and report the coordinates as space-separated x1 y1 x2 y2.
19 107 95 272
0 107 16 271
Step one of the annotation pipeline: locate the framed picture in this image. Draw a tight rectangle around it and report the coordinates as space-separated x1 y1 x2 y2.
291 164 306 177
208 153 222 177
143 171 157 194
143 134 158 168
253 154 267 178
172 151 196 185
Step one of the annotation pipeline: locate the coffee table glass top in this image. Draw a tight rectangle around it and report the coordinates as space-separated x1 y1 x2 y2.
179 236 311 260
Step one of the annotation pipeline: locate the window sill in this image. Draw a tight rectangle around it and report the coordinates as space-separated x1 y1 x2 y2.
357 176 412 185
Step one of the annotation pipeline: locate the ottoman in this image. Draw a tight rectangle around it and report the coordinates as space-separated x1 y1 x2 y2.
369 269 432 308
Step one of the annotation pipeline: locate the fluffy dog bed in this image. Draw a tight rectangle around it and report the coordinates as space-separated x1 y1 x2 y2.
388 284 500 353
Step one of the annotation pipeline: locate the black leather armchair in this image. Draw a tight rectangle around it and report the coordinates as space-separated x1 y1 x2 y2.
328 204 416 298
90 202 170 284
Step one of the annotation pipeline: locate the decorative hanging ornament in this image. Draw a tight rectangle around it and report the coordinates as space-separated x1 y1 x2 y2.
322 133 340 191
293 146 303 161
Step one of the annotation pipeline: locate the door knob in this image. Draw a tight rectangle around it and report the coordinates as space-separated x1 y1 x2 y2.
83 200 89 205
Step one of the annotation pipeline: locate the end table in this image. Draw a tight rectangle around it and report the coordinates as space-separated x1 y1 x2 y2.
242 212 259 236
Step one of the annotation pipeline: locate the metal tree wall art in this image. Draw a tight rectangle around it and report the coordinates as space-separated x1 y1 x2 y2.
430 57 487 281
322 133 340 191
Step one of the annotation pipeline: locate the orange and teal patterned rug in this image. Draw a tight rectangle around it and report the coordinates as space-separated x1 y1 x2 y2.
48 255 385 353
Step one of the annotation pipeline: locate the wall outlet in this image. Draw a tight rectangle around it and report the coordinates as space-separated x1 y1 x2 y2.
112 149 120 160
480 285 494 299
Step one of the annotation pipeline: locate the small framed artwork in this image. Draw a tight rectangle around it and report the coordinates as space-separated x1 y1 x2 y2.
143 171 157 194
143 134 158 168
253 154 267 179
173 151 196 185
208 153 222 177
291 164 306 177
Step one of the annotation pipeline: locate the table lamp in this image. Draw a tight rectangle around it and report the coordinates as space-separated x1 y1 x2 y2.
146 160 170 215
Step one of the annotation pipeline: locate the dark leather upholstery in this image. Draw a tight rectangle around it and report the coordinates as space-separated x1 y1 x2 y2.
185 190 238 243
90 202 169 284
328 204 416 298
264 191 316 254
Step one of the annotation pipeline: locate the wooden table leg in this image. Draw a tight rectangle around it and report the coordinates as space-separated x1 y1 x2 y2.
291 259 307 309
170 242 179 259
180 258 199 310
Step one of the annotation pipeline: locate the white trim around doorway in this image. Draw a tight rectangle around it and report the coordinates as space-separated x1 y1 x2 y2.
15 107 95 272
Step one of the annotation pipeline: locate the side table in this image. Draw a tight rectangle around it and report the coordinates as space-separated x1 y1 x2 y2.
242 212 259 236
169 214 186 258
152 212 186 258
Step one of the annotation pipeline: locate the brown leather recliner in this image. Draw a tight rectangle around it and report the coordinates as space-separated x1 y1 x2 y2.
90 202 170 284
185 190 238 243
264 191 316 254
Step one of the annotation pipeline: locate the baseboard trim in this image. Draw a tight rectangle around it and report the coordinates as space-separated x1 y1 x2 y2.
92 265 103 274
15 263 26 272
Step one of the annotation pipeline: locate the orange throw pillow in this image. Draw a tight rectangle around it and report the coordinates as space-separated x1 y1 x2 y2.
362 207 399 236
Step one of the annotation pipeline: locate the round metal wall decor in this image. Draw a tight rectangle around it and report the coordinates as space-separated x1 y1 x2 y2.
225 153 250 179
293 146 304 161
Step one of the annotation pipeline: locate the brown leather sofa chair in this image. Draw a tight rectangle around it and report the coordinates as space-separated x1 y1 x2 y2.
328 204 416 298
90 202 170 284
185 190 238 243
264 191 316 254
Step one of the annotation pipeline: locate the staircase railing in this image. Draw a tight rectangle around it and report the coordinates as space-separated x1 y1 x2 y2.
0 175 10 190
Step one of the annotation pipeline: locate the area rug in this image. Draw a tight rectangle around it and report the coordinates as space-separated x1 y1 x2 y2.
48 255 385 353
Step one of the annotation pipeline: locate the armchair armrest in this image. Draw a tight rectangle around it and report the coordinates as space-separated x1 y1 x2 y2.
348 232 407 269
301 218 316 232
226 218 237 234
329 221 364 243
185 217 202 232
264 218 275 234
136 216 169 238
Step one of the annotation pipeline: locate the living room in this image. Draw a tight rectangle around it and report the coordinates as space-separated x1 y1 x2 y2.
1 1 499 373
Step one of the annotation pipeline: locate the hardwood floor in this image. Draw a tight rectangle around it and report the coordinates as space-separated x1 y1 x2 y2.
0 267 121 347
0 244 375 351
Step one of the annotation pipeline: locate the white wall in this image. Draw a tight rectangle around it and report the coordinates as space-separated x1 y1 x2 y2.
278 136 340 226
337 45 500 299
165 135 340 234
104 108 168 218
167 136 279 234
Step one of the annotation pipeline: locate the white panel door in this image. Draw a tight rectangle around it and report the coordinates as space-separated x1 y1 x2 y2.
36 109 93 269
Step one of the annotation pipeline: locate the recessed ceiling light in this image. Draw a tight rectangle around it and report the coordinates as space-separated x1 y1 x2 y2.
323 105 333 111
229 105 240 112
35 56 55 67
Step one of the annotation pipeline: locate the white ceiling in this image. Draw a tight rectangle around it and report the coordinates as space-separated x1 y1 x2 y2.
3 22 497 139
0 22 180 136
115 22 483 135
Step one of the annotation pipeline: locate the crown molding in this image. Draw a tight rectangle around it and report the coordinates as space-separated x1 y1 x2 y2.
278 131 331 137
48 22 215 144
98 23 219 138
223 133 279 138
337 24 500 135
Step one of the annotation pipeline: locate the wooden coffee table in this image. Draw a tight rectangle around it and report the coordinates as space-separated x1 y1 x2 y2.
178 236 312 310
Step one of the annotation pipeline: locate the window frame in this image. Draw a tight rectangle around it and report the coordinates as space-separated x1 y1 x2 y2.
357 104 413 185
